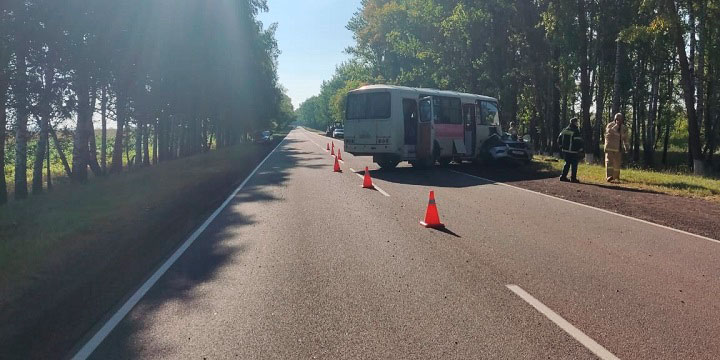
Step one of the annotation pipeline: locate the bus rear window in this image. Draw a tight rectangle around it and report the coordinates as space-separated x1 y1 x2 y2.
346 92 391 120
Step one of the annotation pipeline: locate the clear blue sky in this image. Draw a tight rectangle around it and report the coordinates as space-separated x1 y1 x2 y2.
258 0 361 108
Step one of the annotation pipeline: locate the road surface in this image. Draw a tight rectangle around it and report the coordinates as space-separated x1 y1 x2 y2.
79 128 720 359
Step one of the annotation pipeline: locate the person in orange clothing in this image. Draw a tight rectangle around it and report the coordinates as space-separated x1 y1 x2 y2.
604 113 630 182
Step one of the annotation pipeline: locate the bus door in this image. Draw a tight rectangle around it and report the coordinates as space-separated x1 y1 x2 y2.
475 100 499 148
463 103 476 156
417 97 434 162
403 98 418 154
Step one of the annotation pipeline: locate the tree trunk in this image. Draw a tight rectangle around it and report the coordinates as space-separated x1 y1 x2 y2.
611 40 623 116
696 0 706 150
46 128 52 190
101 85 107 173
152 121 158 165
32 63 54 194
0 68 7 204
551 61 561 154
663 118 671 165
158 113 168 162
705 64 715 165
86 110 102 176
662 62 675 165
111 87 126 173
71 61 91 182
645 63 660 167
143 119 150 166
665 0 704 174
13 31 30 199
49 123 72 177
134 119 143 168
594 67 605 159
577 0 593 155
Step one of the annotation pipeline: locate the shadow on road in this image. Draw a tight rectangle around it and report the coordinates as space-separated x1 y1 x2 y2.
366 166 492 189
87 137 313 359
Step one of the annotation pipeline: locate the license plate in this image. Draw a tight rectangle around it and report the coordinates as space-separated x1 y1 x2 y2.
511 150 525 156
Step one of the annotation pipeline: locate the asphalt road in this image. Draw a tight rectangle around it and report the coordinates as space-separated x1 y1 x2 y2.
82 128 720 359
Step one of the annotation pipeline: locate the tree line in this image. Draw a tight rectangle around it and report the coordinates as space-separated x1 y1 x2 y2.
297 0 719 176
1 0 293 204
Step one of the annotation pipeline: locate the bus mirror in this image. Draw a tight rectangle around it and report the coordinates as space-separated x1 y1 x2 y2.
522 134 531 142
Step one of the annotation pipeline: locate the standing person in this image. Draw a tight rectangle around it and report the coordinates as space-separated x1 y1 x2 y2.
605 113 630 182
558 117 584 183
508 122 519 141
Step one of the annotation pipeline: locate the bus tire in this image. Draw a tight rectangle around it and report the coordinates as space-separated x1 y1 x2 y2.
438 157 451 167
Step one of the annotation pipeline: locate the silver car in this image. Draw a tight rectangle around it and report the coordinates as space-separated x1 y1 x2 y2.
482 133 533 164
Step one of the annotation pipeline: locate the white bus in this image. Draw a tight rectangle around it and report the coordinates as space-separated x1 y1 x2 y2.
344 85 503 168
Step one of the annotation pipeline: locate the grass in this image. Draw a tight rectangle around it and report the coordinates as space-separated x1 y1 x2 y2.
0 142 271 285
0 140 279 358
536 154 720 202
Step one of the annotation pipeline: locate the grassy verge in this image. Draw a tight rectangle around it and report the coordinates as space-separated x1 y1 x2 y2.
0 139 281 358
535 155 720 202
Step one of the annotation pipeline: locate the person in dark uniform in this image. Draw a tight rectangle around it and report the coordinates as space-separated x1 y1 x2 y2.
557 117 584 183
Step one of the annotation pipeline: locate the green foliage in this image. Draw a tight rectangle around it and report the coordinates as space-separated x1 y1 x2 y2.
305 0 720 175
295 60 373 129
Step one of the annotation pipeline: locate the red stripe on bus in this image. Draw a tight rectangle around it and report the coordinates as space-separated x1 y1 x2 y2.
434 124 464 138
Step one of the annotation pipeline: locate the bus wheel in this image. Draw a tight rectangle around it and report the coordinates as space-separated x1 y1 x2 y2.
438 157 451 167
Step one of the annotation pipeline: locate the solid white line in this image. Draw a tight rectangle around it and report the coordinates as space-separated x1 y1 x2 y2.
70 135 289 360
450 169 720 245
506 285 620 360
349 168 390 197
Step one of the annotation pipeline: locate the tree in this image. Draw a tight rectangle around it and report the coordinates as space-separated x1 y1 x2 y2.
664 0 704 174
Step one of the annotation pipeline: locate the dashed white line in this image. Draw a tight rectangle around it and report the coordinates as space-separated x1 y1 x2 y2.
506 285 620 360
450 169 720 245
69 136 289 360
349 168 390 197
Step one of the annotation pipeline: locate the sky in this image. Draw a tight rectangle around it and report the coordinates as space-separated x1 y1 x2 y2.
258 0 362 108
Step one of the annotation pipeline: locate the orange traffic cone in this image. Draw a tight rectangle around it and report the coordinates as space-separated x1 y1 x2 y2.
326 142 330 151
420 191 444 228
331 147 335 156
333 156 342 172
331 142 335 154
337 148 343 160
362 166 374 189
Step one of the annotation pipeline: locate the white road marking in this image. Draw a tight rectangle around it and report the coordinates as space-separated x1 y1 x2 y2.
70 136 289 360
506 285 620 360
450 169 720 245
349 168 390 197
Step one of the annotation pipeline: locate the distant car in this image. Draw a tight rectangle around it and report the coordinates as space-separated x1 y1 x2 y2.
480 133 533 164
332 127 344 139
253 130 273 144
